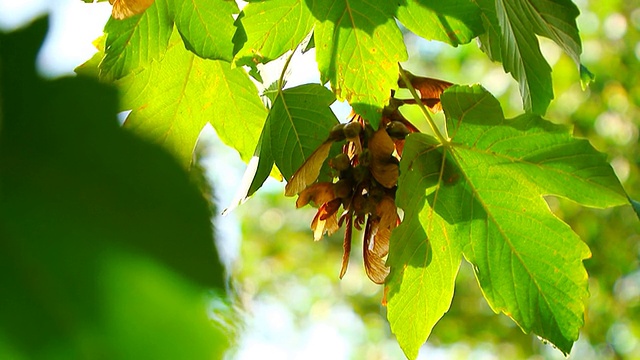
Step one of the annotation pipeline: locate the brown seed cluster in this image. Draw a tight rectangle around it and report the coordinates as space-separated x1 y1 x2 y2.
285 73 452 284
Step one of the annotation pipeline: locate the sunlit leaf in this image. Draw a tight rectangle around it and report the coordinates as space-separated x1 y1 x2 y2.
386 134 461 360
396 0 483 46
476 0 582 115
310 0 407 126
117 29 266 168
388 85 628 358
172 0 238 61
235 0 314 66
101 0 173 81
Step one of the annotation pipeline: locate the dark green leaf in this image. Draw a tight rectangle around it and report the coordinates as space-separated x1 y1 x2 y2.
268 84 339 180
0 18 229 358
396 0 483 46
476 0 583 115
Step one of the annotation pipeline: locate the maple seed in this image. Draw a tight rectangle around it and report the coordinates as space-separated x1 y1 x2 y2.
398 70 453 113
386 121 410 140
329 123 347 141
330 153 351 172
343 121 363 138
334 179 352 199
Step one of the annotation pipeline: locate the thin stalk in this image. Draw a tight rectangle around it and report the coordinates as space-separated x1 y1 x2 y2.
398 64 448 145
277 47 298 97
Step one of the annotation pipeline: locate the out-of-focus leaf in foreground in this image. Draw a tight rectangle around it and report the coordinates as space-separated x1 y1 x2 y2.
0 18 230 359
387 85 628 359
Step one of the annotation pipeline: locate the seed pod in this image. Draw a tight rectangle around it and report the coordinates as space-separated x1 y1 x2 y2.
329 123 347 141
386 121 410 140
330 153 351 171
334 178 352 199
343 121 363 138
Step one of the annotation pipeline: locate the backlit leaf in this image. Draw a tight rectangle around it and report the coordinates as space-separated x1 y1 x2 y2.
101 0 173 81
387 85 628 358
396 0 483 46
235 0 314 66
172 0 238 61
476 0 582 115
117 29 266 168
310 0 408 127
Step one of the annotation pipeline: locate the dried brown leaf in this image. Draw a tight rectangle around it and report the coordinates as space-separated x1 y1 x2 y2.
399 73 452 112
339 213 353 279
363 217 390 284
369 128 399 188
285 141 333 196
296 182 335 208
109 0 154 20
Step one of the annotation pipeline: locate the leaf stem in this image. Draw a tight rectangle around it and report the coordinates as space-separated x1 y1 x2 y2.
398 64 448 145
277 46 298 97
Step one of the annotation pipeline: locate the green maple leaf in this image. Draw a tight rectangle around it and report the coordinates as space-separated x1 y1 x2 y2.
396 0 484 46
387 85 628 359
234 0 315 67
101 0 173 81
173 0 238 61
100 0 238 82
476 0 582 115
228 84 339 209
117 29 267 168
310 0 407 127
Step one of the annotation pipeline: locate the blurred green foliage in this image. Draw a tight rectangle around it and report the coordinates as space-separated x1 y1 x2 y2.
0 17 233 359
232 0 640 358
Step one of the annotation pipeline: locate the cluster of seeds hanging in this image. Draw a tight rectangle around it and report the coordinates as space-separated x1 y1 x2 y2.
285 72 452 284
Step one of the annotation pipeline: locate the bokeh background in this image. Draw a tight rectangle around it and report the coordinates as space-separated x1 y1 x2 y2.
1 0 638 359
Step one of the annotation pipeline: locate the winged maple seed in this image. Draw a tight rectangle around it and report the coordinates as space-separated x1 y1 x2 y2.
396 71 453 113
109 0 155 20
286 71 451 286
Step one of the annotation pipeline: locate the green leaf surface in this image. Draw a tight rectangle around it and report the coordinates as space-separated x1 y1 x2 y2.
117 29 266 167
268 84 339 180
101 0 173 81
172 0 238 61
235 0 314 66
476 0 582 115
396 0 483 46
309 0 407 127
386 135 463 360
387 85 627 357
226 84 338 208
